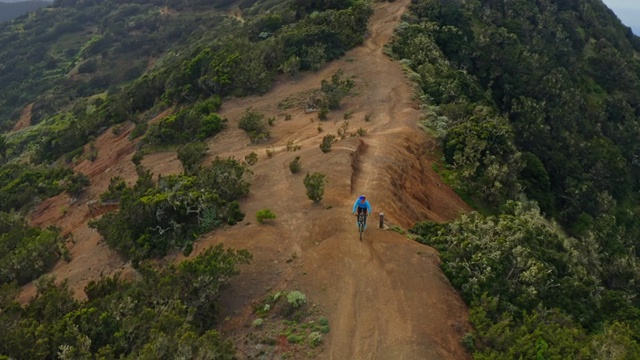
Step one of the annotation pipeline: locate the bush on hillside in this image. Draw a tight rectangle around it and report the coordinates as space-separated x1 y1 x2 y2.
289 156 302 173
303 172 327 203
256 209 276 223
238 108 270 143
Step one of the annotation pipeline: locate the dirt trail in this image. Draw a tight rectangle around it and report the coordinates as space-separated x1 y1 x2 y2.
22 0 472 358
192 0 472 358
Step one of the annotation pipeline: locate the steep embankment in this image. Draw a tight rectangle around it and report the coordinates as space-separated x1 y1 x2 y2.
23 0 472 358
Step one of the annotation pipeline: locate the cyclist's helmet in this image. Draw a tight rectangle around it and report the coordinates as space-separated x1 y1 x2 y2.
359 195 366 200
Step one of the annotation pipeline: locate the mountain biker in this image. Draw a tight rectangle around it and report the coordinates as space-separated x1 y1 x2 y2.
352 195 372 228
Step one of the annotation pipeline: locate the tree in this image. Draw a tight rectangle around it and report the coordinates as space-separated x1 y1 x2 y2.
319 70 354 110
280 55 301 80
303 172 327 203
238 108 270 143
177 141 208 174
289 156 302 173
319 134 335 153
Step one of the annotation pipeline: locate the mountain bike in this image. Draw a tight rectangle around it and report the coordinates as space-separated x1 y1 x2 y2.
356 212 367 240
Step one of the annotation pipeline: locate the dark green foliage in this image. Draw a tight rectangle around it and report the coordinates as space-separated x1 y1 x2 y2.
392 0 640 223
0 0 372 165
443 111 522 205
303 172 326 203
289 156 302 173
100 176 128 202
310 70 355 118
291 0 354 14
244 152 258 166
0 244 249 359
394 8 640 354
91 158 249 262
320 134 335 153
413 203 599 323
129 121 148 140
77 59 98 74
319 70 354 110
278 2 373 69
519 152 554 214
144 99 225 147
411 200 640 356
63 172 90 198
0 212 63 285
238 108 270 143
177 141 208 174
0 164 74 211
470 299 591 359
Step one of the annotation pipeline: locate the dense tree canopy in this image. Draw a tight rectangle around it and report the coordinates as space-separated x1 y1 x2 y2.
0 245 251 359
398 0 640 357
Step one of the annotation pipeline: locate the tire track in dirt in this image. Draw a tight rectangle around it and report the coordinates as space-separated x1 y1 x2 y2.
22 1 473 358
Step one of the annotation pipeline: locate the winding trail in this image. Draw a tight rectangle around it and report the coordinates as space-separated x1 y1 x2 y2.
23 0 472 358
197 0 473 358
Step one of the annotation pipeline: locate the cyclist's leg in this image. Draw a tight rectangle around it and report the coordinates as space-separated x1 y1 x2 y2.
356 206 362 226
362 208 367 229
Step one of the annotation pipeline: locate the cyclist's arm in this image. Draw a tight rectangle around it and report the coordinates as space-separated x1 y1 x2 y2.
366 201 372 213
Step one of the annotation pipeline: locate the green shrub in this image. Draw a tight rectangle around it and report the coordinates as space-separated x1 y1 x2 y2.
131 151 143 165
308 332 323 347
0 245 249 359
320 134 335 153
65 174 90 198
177 141 208 174
129 121 148 140
289 156 302 173
0 212 63 285
287 334 303 344
303 172 327 203
239 108 270 143
244 152 258 166
91 158 249 261
144 103 225 146
78 59 98 74
287 291 307 309
256 209 276 223
319 70 354 110
318 106 328 120
460 333 475 351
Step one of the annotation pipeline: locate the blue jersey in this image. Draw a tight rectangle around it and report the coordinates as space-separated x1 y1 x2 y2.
352 199 372 213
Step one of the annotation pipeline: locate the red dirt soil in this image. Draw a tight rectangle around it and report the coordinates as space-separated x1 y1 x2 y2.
21 1 473 358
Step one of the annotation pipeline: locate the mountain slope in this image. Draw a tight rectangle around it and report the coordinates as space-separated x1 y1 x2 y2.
20 0 473 358
389 0 640 357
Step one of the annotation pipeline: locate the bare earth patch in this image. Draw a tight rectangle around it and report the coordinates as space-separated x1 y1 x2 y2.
12 103 33 132
22 1 472 358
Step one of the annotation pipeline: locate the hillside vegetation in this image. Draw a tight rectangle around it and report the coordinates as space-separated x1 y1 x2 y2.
0 0 375 358
392 0 640 357
3 0 640 357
